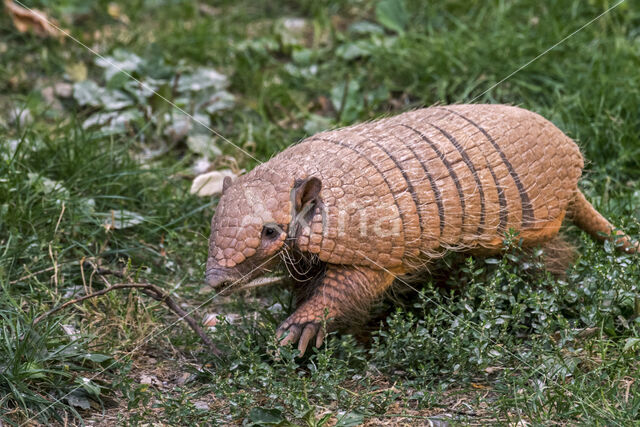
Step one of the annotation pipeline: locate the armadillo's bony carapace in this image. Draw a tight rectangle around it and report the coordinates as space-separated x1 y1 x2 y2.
205 104 638 354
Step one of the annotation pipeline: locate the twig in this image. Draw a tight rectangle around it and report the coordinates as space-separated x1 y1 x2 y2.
9 265 58 285
33 282 223 357
139 287 222 355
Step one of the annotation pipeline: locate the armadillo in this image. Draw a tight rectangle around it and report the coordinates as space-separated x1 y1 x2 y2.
205 104 637 354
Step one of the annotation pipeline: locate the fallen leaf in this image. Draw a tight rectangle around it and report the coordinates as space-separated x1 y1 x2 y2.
193 400 210 410
175 372 192 386
4 0 63 38
203 313 241 328
484 366 503 374
107 2 120 18
192 157 213 175
471 383 489 389
268 303 283 313
190 169 237 197
61 324 80 341
139 374 160 386
65 390 91 410
65 62 87 82
53 82 73 98
203 314 218 327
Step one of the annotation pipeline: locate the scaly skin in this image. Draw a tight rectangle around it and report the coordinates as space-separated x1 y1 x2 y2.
205 104 637 355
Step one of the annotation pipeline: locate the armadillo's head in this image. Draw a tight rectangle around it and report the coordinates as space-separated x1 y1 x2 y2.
205 170 321 291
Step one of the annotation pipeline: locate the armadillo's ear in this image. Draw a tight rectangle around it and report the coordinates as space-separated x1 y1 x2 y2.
222 176 233 194
293 176 322 212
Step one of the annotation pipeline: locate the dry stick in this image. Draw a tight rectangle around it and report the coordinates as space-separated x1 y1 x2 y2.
33 282 223 357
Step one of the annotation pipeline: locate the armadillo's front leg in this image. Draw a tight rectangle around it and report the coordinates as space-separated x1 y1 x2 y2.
276 265 395 355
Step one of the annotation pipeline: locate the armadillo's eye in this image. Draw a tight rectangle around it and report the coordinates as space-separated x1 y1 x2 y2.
262 224 280 240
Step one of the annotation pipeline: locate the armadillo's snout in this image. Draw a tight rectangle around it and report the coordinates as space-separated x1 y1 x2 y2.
205 267 235 290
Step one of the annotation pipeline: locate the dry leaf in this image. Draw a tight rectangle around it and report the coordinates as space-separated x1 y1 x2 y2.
471 383 489 389
107 2 129 23
190 169 237 197
65 62 88 82
54 82 73 98
192 157 213 175
202 313 219 327
193 400 210 410
483 366 503 374
4 0 63 38
139 374 161 386
61 324 80 341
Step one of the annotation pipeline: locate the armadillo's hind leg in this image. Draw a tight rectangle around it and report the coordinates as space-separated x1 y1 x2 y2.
276 265 395 355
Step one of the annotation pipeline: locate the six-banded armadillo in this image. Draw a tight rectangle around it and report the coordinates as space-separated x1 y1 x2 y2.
205 104 637 354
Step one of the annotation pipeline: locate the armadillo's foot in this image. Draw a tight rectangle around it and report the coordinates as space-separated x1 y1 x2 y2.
276 319 324 356
276 265 395 356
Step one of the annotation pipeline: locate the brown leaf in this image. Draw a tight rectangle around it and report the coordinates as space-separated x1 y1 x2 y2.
471 383 489 389
4 0 63 38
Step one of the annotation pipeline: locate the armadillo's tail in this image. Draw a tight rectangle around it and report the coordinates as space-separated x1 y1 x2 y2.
568 190 638 254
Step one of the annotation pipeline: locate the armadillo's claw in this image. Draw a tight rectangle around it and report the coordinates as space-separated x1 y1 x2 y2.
315 328 326 348
298 323 320 355
276 320 321 356
276 323 301 346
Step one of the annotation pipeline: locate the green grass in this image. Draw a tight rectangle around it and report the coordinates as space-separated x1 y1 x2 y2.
1 0 639 424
